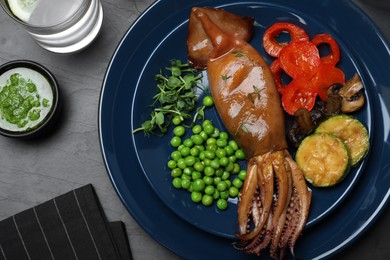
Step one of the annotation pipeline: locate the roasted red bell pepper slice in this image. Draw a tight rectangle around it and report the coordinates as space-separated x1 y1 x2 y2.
263 22 309 58
311 33 340 66
281 77 317 115
279 41 321 79
270 59 289 94
310 63 346 101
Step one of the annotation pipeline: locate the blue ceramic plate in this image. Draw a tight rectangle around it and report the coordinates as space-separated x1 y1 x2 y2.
115 1 371 238
99 0 390 259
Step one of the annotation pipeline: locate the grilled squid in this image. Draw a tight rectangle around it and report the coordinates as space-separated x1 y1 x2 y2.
188 7 312 258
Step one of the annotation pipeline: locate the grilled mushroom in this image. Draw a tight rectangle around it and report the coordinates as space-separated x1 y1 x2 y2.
328 73 365 113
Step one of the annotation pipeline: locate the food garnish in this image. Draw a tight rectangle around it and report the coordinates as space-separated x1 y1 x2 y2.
132 59 206 135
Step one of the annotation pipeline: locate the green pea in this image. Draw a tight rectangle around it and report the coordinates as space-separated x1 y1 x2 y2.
204 166 215 177
210 159 220 170
217 181 227 192
204 150 215 160
224 145 234 156
206 137 216 145
213 190 220 200
220 190 229 200
217 199 228 210
199 131 208 141
184 156 196 166
177 158 186 169
173 125 186 137
229 186 239 198
191 191 202 203
233 178 243 189
171 168 182 178
216 148 227 159
216 138 227 148
202 120 212 127
181 174 191 181
232 163 241 174
181 179 191 189
211 128 220 138
213 176 222 185
202 194 213 206
225 162 234 172
192 171 202 180
235 149 246 160
167 160 177 169
183 138 194 147
177 144 185 151
215 168 224 177
172 115 182 125
228 155 237 163
199 151 206 161
203 95 214 107
203 158 211 166
219 157 229 167
180 147 191 157
191 134 204 145
229 140 239 151
196 145 204 152
170 136 181 147
192 124 202 134
221 171 230 180
206 144 218 152
219 132 229 140
192 179 205 192
190 147 200 157
183 167 193 176
238 170 247 181
193 161 205 172
172 178 182 189
203 124 215 135
203 176 213 185
205 185 215 195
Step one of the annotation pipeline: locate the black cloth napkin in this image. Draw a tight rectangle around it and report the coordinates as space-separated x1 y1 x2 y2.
0 184 132 260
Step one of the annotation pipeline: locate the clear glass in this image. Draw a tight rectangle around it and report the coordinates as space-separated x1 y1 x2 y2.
0 0 103 54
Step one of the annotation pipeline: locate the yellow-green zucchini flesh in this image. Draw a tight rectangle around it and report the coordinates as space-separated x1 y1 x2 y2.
315 114 369 166
296 132 351 187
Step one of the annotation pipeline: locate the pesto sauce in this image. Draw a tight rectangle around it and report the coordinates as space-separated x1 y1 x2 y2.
0 68 53 132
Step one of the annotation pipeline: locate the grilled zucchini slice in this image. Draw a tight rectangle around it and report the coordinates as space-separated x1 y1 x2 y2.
296 132 351 187
315 114 369 166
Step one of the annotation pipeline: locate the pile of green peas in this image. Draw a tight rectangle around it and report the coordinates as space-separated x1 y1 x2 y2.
167 119 247 210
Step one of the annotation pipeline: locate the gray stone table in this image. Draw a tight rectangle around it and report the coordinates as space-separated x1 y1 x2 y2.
0 0 389 259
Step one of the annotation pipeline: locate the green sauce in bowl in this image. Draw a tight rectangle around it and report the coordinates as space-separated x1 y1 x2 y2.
0 67 53 132
0 60 61 139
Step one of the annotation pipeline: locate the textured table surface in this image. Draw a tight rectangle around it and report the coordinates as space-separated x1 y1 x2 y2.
1 0 389 259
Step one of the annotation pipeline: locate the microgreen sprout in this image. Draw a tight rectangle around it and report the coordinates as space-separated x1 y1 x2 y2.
132 59 210 136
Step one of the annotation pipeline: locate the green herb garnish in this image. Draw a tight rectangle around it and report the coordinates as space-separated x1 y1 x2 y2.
132 59 206 136
232 50 245 57
221 74 232 81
